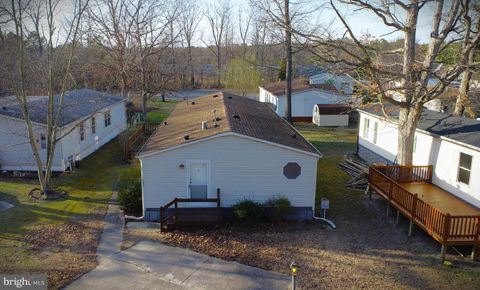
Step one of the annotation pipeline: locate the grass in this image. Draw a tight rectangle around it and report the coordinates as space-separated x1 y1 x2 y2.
295 122 358 156
146 100 179 123
295 122 364 218
0 140 130 277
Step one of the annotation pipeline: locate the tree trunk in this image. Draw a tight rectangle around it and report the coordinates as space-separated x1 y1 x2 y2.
216 45 221 87
454 68 473 116
188 44 194 86
284 0 293 124
397 104 422 165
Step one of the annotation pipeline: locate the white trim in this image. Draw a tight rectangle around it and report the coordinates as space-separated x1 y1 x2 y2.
137 132 322 159
357 109 480 153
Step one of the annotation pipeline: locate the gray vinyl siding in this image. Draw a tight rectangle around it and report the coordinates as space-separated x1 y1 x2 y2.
0 100 126 172
140 134 319 213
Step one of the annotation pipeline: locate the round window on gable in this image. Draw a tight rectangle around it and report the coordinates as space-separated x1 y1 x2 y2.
283 162 301 179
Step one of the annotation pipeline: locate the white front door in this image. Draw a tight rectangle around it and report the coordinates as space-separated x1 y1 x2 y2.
189 162 208 199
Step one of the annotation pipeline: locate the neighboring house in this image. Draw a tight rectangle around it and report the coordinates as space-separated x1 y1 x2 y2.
0 89 126 172
138 92 322 221
312 104 350 127
259 79 352 122
309 71 357 95
357 104 480 207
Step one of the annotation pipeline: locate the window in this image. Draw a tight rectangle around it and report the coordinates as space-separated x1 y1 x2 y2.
91 117 96 134
104 111 111 127
363 117 370 138
373 121 378 144
283 162 301 179
457 153 472 185
79 122 85 141
40 133 46 149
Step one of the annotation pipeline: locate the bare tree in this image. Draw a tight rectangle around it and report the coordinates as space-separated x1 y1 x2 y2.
303 0 480 165
128 0 175 123
250 0 314 124
87 0 136 96
1 0 89 194
238 6 253 57
453 1 480 118
179 0 202 87
204 0 231 87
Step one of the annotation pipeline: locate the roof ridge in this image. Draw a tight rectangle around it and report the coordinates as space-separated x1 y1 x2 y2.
221 92 233 132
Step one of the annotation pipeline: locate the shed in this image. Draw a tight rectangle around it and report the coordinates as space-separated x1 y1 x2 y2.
138 92 322 222
313 104 350 127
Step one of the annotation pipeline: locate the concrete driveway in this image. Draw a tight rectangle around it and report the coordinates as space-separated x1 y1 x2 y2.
65 241 290 290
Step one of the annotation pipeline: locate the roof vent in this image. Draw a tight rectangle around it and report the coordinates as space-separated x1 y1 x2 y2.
227 96 233 99
213 94 219 98
164 121 168 125
202 121 208 131
184 135 190 141
191 101 196 105
232 114 240 120
292 133 297 139
2 106 6 110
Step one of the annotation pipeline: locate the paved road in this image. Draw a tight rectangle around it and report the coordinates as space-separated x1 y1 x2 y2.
65 241 290 290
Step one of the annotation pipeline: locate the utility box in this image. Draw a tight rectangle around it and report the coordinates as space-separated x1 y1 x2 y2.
321 198 330 210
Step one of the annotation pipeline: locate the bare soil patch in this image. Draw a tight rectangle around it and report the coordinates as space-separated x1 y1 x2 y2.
124 196 480 290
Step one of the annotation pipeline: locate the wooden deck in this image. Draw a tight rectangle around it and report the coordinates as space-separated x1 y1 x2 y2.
368 165 480 261
400 182 480 216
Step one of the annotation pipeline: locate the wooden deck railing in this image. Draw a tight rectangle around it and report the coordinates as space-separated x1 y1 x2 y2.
373 165 433 183
369 166 480 247
123 123 160 161
160 188 222 231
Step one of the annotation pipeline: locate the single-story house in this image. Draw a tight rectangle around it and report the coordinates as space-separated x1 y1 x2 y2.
312 104 350 127
0 88 126 172
358 104 480 208
138 92 322 221
259 79 353 122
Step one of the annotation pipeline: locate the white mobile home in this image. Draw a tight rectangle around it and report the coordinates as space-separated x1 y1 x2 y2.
138 92 322 221
309 71 356 95
259 79 352 122
0 89 126 172
358 105 480 208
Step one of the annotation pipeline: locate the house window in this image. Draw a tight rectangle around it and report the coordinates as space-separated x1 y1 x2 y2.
104 111 111 127
40 133 46 149
91 117 96 134
79 122 85 141
373 121 378 144
363 117 370 138
457 152 472 185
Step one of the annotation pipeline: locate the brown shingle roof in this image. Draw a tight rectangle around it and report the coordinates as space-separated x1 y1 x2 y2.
315 104 351 115
139 92 320 156
261 79 338 96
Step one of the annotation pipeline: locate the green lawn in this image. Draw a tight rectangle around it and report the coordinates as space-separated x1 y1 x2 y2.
146 100 179 123
295 123 364 218
0 140 130 273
